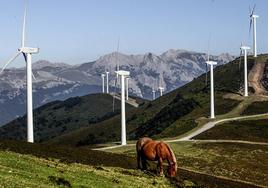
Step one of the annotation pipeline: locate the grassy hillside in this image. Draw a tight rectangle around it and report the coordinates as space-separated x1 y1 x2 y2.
48 56 249 146
0 140 263 188
0 94 136 142
0 152 178 188
242 101 268 115
0 141 175 188
106 141 268 187
194 119 268 142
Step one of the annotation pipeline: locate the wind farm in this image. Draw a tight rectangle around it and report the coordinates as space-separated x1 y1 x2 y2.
0 0 267 187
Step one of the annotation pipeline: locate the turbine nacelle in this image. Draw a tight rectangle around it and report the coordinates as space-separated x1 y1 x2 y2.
206 61 217 66
251 15 259 19
19 47 39 54
115 70 130 76
240 46 251 51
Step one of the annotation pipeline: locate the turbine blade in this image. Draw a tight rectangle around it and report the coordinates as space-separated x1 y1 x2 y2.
22 0 28 47
32 71 36 80
249 19 252 35
112 78 118 112
23 52 27 62
0 51 21 74
22 53 36 81
205 63 208 85
239 50 242 70
252 4 256 15
116 37 120 72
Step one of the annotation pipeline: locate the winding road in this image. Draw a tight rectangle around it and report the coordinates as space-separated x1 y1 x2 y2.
94 112 268 151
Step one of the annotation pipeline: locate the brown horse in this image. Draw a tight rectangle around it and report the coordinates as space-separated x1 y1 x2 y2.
136 137 177 177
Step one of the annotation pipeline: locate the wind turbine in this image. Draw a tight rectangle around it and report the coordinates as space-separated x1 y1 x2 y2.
0 1 39 143
126 77 130 100
106 71 109 93
112 37 120 111
101 73 105 93
152 89 156 100
115 70 130 146
159 87 164 97
240 45 250 97
158 61 164 97
249 5 259 57
205 33 212 86
206 61 217 119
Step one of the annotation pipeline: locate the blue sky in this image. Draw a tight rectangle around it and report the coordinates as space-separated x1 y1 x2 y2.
0 0 267 67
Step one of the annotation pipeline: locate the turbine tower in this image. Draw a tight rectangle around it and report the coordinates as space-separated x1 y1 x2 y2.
115 70 130 146
249 5 259 57
126 77 130 100
240 46 251 97
206 61 217 119
152 89 156 100
158 68 164 97
1 1 39 143
101 74 105 93
106 71 109 93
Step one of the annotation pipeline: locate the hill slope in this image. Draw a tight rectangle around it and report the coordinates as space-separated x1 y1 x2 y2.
48 55 265 146
0 140 263 188
0 94 137 142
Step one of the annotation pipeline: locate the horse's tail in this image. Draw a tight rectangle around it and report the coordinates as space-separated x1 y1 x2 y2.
136 138 144 169
166 144 177 172
136 138 142 153
136 137 153 169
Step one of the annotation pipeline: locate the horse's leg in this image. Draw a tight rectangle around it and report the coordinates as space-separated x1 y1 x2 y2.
158 158 164 176
141 158 147 170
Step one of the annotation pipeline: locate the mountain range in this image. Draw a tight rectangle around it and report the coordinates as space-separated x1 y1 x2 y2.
0 49 234 125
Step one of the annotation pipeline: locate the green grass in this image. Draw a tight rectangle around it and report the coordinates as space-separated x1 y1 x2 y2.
0 151 175 188
170 142 268 186
106 141 268 187
242 101 268 115
194 119 268 142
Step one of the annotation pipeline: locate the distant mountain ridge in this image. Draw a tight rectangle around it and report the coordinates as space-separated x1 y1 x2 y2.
0 49 234 125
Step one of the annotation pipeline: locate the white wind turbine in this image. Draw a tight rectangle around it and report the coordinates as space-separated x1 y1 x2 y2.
158 61 164 97
0 1 39 143
159 87 164 97
115 70 130 145
101 73 105 93
106 71 109 93
206 61 217 119
152 79 156 100
249 5 259 57
152 89 156 100
240 45 251 97
112 38 120 112
126 77 130 100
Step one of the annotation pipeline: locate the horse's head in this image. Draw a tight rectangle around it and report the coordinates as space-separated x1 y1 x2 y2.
168 162 177 177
